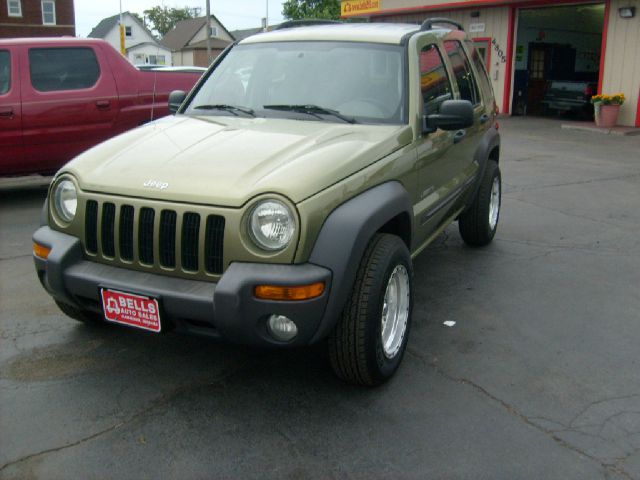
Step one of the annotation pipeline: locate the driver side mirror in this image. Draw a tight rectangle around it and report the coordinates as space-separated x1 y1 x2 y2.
168 90 187 114
423 99 474 133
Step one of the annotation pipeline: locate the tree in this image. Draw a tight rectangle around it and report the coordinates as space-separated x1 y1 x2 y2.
143 6 197 37
282 0 341 21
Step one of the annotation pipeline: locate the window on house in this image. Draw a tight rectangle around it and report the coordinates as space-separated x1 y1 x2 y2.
41 0 56 25
210 26 218 37
8 0 22 17
420 44 452 115
29 47 100 91
125 26 132 37
0 51 10 95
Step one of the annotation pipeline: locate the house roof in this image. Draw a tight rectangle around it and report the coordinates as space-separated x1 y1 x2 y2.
88 12 163 47
229 27 263 41
126 41 171 53
229 24 282 41
88 13 121 39
183 38 233 51
162 15 235 51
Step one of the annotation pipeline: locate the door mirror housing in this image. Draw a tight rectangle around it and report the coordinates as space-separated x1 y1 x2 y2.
168 90 187 114
423 99 474 133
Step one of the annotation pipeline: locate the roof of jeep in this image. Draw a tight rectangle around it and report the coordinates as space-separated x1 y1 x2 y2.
239 23 447 46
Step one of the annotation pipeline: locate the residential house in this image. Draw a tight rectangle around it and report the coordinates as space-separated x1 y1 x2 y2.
162 15 234 67
1 0 75 38
88 12 171 66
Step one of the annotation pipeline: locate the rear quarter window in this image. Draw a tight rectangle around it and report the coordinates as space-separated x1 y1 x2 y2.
29 47 100 92
467 41 493 101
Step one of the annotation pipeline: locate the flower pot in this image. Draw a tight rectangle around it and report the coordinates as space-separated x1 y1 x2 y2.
595 104 620 128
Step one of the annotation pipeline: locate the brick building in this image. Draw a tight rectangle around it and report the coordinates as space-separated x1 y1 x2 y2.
0 0 75 38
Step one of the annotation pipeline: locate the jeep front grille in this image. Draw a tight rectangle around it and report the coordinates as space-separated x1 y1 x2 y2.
84 200 225 275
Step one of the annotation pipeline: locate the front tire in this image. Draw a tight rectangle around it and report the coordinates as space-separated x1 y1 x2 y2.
328 234 413 386
459 160 501 246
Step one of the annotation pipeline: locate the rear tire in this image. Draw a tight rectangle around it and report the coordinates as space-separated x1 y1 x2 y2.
55 300 102 324
328 234 413 386
459 160 501 246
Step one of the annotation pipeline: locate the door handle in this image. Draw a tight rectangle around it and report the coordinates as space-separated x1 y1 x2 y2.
480 114 490 124
453 129 466 144
95 100 111 110
0 107 13 118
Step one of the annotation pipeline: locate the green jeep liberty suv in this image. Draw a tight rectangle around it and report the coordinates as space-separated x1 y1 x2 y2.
34 19 501 386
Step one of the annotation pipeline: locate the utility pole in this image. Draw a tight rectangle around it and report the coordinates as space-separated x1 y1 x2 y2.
265 0 269 31
206 0 211 65
119 0 126 56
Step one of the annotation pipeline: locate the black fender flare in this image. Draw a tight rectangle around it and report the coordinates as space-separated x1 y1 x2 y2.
307 181 413 343
466 126 500 210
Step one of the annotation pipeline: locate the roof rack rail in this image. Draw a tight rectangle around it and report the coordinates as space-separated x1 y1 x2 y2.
420 17 464 31
274 19 341 30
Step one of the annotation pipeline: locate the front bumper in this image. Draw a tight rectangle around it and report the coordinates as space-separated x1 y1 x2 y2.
33 226 332 346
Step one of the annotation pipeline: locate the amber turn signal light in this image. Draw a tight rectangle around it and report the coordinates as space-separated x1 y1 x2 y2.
255 282 325 301
33 242 51 259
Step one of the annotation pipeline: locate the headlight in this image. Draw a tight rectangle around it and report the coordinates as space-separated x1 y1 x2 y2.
249 200 295 251
53 179 77 223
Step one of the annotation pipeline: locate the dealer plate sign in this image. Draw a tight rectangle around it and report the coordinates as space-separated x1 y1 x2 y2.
100 289 161 332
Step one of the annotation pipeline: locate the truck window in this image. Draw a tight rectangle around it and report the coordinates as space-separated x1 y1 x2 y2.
467 41 493 100
420 44 452 115
0 51 9 95
29 47 100 92
444 40 481 106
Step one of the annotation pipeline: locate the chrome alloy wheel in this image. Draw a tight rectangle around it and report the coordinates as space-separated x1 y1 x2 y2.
488 176 501 230
381 264 410 359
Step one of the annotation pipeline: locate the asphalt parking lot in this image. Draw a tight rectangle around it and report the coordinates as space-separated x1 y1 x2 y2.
1 116 639 479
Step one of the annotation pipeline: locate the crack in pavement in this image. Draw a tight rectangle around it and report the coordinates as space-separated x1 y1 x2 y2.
503 172 640 194
406 348 636 480
504 196 640 233
0 254 33 262
0 361 252 474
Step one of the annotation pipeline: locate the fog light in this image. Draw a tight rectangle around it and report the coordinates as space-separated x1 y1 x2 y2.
267 314 298 342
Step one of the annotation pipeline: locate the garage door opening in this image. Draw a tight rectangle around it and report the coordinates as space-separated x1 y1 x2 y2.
511 3 604 119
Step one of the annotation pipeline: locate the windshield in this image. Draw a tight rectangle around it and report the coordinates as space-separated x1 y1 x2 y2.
185 41 406 125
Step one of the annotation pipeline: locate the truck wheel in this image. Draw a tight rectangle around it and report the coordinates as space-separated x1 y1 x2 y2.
328 234 413 386
459 160 501 246
55 300 102 324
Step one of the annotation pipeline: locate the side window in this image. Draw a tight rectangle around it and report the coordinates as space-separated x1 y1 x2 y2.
420 44 452 115
0 51 10 95
29 48 100 92
444 40 481 106
468 42 493 100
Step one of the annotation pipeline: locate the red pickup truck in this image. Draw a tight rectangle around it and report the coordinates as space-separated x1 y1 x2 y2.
0 37 202 176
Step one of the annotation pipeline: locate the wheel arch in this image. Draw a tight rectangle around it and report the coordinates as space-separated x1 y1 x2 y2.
307 181 414 343
464 127 500 213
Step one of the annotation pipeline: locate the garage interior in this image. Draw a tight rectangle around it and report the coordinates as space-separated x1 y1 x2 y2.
511 3 605 117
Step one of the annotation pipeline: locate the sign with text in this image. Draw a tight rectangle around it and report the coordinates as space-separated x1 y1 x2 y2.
341 0 381 16
101 289 161 333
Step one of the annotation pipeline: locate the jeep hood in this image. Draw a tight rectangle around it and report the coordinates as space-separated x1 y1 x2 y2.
62 115 411 207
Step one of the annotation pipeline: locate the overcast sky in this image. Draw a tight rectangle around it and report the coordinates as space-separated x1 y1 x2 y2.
74 0 287 37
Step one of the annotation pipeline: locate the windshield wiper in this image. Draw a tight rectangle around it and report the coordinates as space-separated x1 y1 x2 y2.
263 104 356 124
193 104 255 117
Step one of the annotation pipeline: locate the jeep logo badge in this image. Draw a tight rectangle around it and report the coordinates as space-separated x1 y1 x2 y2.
143 180 169 190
